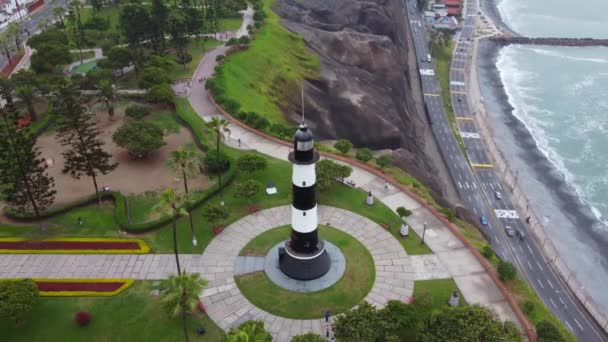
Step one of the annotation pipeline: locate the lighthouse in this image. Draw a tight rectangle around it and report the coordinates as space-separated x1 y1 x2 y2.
278 123 331 280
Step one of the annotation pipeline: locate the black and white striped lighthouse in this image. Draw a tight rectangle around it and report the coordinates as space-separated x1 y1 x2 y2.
278 123 331 280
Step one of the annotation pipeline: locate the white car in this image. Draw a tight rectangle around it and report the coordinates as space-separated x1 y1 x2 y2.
494 191 502 200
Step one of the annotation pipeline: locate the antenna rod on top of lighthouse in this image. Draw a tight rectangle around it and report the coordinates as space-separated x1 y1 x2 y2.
301 83 305 125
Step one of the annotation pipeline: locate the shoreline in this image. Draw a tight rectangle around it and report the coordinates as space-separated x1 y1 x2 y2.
471 37 608 315
479 0 520 37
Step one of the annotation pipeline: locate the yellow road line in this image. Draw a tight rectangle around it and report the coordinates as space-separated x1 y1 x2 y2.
424 93 440 97
451 91 467 94
455 116 473 120
471 163 494 168
451 68 465 71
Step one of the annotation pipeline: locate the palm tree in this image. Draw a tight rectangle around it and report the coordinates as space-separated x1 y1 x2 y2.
97 79 115 118
16 85 36 121
162 271 208 342
227 321 272 342
7 22 22 52
53 6 66 28
205 117 230 206
153 188 189 276
0 76 14 105
0 33 13 66
167 148 201 245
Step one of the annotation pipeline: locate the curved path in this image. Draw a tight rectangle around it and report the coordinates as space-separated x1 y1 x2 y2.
201 205 413 341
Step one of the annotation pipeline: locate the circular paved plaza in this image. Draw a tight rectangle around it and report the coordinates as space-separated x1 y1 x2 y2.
200 205 414 341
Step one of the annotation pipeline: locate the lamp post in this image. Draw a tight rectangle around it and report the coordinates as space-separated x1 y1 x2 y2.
421 221 427 245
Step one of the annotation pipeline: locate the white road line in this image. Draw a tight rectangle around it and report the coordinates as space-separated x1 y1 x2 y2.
559 297 565 305
574 318 584 330
536 260 544 271
565 320 574 331
490 183 494 189
537 279 544 289
465 182 469 189
526 244 533 254
547 279 554 289
527 261 533 270
518 244 524 253
550 297 557 308
473 207 477 214
473 182 477 189
497 183 502 190
458 181 462 188
495 237 501 245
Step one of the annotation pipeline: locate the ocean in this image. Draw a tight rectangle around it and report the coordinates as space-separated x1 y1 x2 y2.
491 0 608 313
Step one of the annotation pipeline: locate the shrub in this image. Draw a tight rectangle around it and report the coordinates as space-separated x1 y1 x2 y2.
253 11 266 21
235 179 261 199
254 21 262 29
356 148 373 162
334 139 353 154
270 123 296 139
201 204 229 223
497 260 517 282
251 116 269 130
439 207 456 222
237 153 267 173
226 38 239 46
481 245 494 259
215 54 225 63
396 207 412 218
316 159 353 192
139 67 171 89
0 279 39 324
112 120 166 158
291 333 326 342
522 301 535 315
376 155 393 169
536 320 566 342
74 311 92 327
84 15 110 30
125 105 151 119
203 150 230 174
238 36 250 45
146 84 175 105
221 99 241 114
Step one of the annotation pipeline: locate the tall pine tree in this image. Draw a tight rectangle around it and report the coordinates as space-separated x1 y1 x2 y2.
0 108 56 217
54 83 117 204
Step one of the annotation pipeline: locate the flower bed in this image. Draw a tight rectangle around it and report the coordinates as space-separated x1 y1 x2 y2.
34 278 134 297
0 238 150 254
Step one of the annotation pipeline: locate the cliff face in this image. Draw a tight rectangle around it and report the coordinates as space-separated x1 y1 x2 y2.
274 0 444 194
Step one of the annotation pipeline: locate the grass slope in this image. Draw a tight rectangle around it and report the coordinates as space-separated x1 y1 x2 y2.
214 0 320 123
0 281 225 342
236 225 374 319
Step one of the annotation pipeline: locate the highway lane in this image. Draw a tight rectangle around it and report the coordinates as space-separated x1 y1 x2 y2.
405 0 607 340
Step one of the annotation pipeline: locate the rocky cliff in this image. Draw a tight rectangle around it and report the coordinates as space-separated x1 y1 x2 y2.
274 0 445 194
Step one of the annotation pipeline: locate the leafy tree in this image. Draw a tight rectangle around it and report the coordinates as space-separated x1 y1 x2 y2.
0 77 13 105
7 22 23 51
482 245 495 259
379 300 419 339
536 320 566 342
522 300 535 315
67 0 85 63
0 110 56 217
0 32 14 66
153 188 189 276
167 8 189 70
30 44 72 73
15 85 37 121
53 6 66 28
125 105 151 119
420 304 522 341
54 82 117 204
167 148 201 240
150 0 168 53
139 66 171 89
334 139 353 154
235 179 261 199
227 320 272 342
237 153 267 173
147 84 175 105
355 148 373 162
291 333 326 342
333 302 383 341
396 206 412 218
316 159 352 192
201 204 229 223
97 79 116 118
162 271 208 342
203 150 230 174
119 2 151 47
497 260 517 282
11 70 40 90
0 279 39 325
27 27 69 50
106 47 132 76
206 117 231 205
90 0 103 11
376 155 393 169
112 120 166 159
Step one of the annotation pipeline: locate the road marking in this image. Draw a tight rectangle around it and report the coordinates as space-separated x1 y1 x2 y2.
450 81 465 86
489 183 495 189
565 320 574 331
451 67 465 71
455 116 473 120
461 132 480 139
424 93 440 96
452 90 467 95
526 244 533 253
458 181 462 188
496 183 502 190
452 58 467 62
537 279 544 289
473 207 477 214
574 318 583 330
559 296 566 305
495 237 501 245
547 279 554 289
536 260 544 271
420 69 435 76
518 244 524 253
550 297 557 307
495 209 519 219
473 182 477 189
471 163 494 168
465 182 469 189
527 261 533 270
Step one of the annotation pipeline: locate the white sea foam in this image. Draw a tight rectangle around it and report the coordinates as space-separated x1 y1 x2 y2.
528 47 608 64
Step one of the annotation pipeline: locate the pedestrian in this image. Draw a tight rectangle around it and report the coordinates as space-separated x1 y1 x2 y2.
384 181 389 191
77 217 83 225
324 310 330 322
238 138 241 147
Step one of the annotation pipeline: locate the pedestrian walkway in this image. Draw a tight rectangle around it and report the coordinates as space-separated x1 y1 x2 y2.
201 205 414 341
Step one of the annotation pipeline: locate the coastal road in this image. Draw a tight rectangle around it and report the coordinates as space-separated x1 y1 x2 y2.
403 0 608 340
0 0 69 69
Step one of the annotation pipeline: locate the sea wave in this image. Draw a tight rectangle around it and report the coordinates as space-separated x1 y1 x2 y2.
496 46 608 227
528 47 608 64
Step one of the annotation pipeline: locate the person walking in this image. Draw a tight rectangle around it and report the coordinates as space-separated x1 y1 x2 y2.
324 310 330 322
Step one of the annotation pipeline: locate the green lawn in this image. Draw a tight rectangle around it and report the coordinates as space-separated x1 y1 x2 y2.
0 281 225 342
430 40 467 156
80 7 121 32
218 17 243 32
71 61 98 74
70 50 96 61
235 225 375 319
318 184 432 255
168 39 223 81
213 0 320 124
240 225 291 256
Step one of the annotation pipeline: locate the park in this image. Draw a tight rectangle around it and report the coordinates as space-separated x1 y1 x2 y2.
0 0 572 341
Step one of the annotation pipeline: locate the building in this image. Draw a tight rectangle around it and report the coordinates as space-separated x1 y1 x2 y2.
278 123 331 280
444 0 462 17
431 15 459 30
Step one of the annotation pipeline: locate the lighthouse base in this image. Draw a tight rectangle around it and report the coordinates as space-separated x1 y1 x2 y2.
278 241 331 281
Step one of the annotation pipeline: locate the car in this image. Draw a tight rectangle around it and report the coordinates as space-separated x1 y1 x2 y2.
479 216 488 225
457 98 462 102
494 191 502 200
504 225 515 237
516 229 526 240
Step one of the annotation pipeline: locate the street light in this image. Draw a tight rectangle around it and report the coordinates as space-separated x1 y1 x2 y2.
421 221 427 245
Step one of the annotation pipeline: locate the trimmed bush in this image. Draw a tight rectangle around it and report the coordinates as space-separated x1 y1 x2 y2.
497 260 517 282
203 150 231 174
356 148 373 162
522 301 535 315
226 38 239 46
125 105 151 119
238 36 250 45
201 204 229 223
481 245 494 259
146 84 175 105
237 153 267 173
334 139 353 154
235 180 261 199
396 207 412 218
0 279 39 324
376 155 393 169
74 311 92 327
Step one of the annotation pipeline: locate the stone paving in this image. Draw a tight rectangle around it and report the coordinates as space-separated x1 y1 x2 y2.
200 205 414 341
